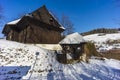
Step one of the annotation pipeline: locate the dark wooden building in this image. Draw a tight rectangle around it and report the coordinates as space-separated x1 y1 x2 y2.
2 5 64 44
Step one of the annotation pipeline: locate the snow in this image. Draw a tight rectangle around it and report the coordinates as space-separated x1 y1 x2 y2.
84 33 120 44
83 33 120 51
105 59 120 69
7 19 21 25
34 44 62 50
25 14 33 18
0 39 120 80
59 32 85 44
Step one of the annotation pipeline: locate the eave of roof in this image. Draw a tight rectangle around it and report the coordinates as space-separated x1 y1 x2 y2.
7 19 21 25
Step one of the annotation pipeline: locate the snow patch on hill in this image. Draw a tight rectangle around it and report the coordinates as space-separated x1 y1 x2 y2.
83 33 120 52
83 33 120 43
0 39 120 80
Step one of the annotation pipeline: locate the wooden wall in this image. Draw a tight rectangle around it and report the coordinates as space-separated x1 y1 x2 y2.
6 30 13 40
27 24 62 44
6 23 62 44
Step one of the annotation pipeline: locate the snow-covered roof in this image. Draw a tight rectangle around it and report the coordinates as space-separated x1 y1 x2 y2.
59 32 86 44
7 14 33 25
7 19 21 25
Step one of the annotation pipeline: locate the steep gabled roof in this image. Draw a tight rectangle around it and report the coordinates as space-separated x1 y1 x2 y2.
2 5 65 35
5 5 64 29
30 5 65 29
59 32 86 44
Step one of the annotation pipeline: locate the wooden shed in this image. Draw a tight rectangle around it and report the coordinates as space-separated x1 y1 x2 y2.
2 5 64 44
57 32 86 63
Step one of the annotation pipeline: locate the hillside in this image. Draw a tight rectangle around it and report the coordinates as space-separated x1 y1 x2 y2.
0 39 120 80
83 33 120 60
83 33 120 44
81 28 120 36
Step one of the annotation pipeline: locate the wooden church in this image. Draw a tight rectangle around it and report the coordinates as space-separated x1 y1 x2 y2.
2 5 65 44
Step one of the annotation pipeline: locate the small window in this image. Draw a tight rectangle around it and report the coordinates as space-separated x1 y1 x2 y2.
49 17 54 22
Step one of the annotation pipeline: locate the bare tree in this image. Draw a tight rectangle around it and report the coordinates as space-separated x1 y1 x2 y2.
61 14 74 35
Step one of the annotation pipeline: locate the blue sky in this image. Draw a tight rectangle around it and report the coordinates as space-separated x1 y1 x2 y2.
0 0 120 37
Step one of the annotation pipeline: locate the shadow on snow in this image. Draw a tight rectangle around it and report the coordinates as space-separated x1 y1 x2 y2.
0 66 31 80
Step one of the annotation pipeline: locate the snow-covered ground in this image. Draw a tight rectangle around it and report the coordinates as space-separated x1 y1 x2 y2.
83 33 120 52
0 39 120 80
83 33 120 43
